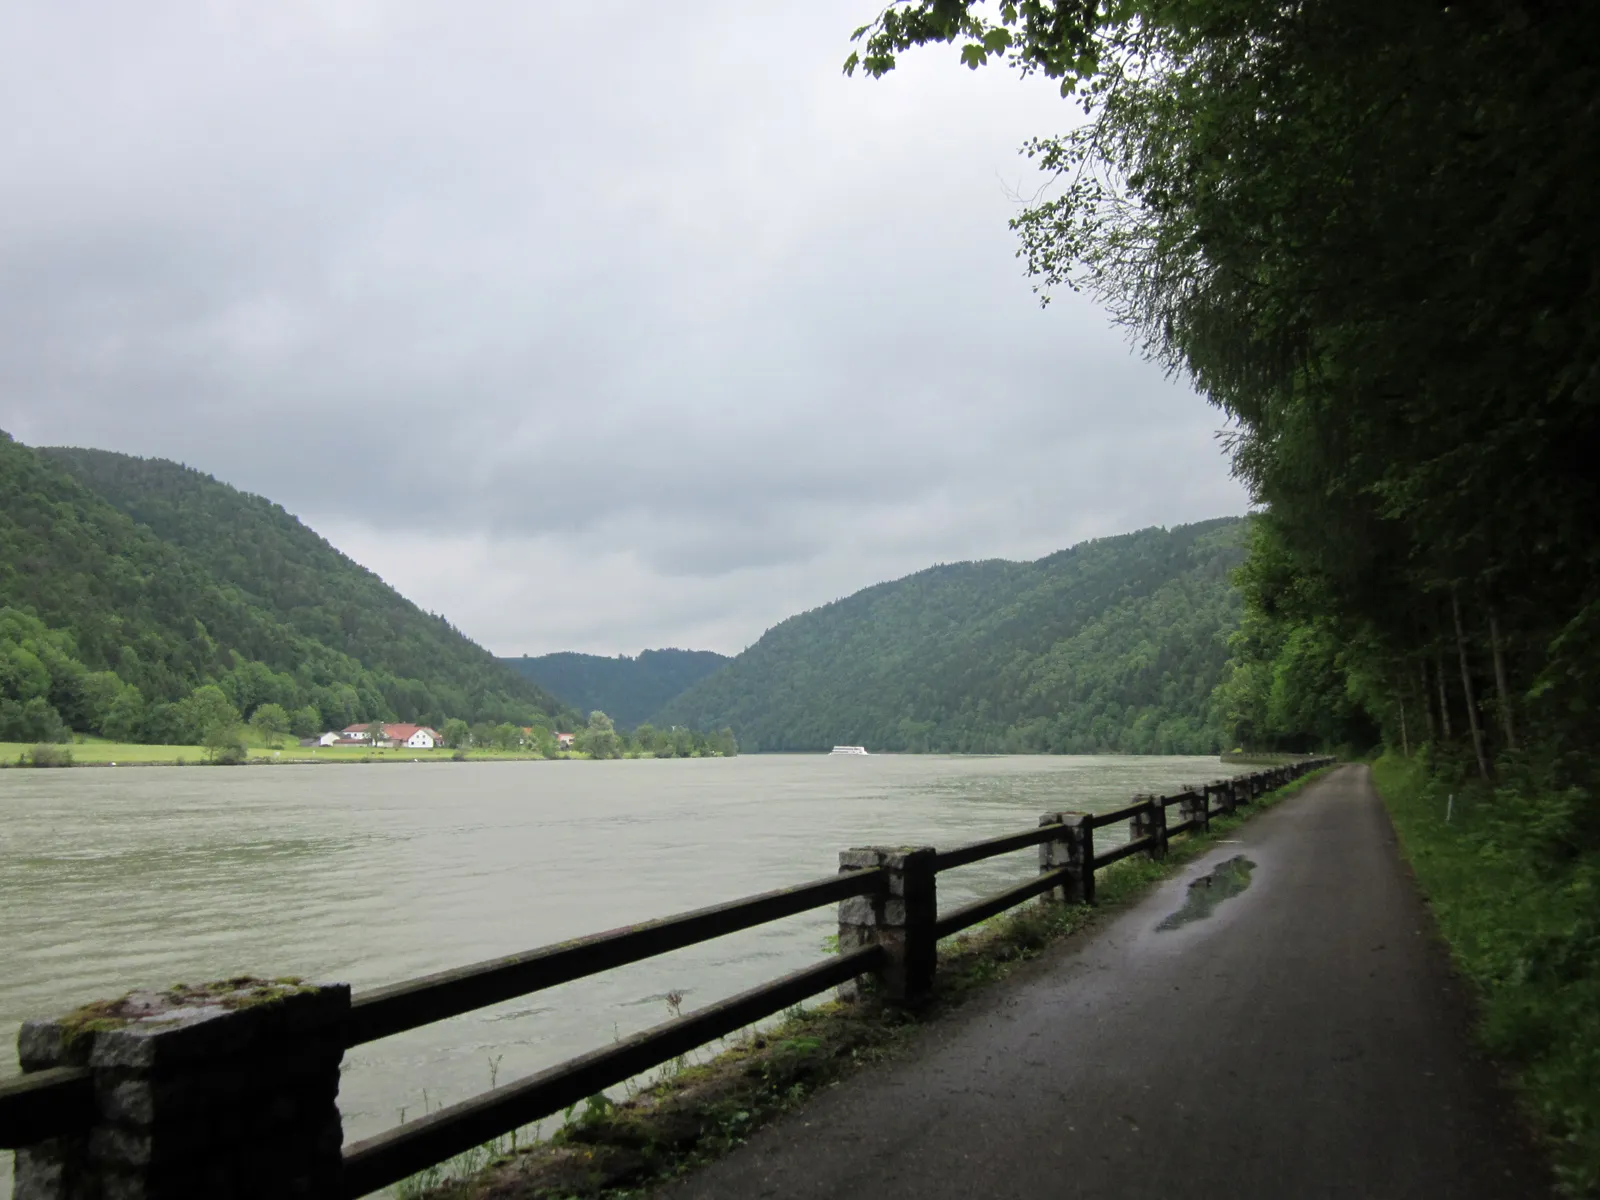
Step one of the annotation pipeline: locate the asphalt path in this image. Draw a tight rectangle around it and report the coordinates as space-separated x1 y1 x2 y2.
657 765 1549 1199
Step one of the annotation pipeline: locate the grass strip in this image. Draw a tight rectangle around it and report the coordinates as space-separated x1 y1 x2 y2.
1372 751 1599 1197
402 767 1334 1200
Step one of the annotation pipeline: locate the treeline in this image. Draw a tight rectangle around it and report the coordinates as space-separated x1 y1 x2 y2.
500 649 730 729
403 711 737 759
855 1 1600 777
656 520 1246 753
0 434 577 743
851 0 1600 1184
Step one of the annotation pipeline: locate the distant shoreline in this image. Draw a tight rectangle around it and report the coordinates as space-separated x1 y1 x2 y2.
0 744 733 769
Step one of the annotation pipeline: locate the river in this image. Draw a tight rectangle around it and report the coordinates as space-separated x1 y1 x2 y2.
1 753 1238 1192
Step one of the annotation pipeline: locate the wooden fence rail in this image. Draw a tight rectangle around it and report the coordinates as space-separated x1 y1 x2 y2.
1 756 1332 1199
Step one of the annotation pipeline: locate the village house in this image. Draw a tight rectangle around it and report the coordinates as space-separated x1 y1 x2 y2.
336 722 442 749
555 732 575 749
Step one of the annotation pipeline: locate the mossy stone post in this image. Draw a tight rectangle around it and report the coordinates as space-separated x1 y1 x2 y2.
837 847 936 1006
1129 795 1167 860
1178 785 1209 835
14 977 348 1200
1039 813 1095 905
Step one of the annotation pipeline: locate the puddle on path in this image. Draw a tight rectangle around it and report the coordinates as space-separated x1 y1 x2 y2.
1156 855 1256 931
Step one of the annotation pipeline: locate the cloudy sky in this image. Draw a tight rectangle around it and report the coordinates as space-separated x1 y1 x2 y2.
0 1 1246 656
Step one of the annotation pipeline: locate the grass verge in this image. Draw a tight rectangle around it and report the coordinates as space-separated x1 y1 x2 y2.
404 766 1334 1200
1372 750 1600 1197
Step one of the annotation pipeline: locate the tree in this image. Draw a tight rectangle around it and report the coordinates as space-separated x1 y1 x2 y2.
250 702 290 748
576 710 623 760
202 721 248 765
177 685 241 746
847 0 1600 777
366 718 388 746
441 718 470 748
101 688 146 743
0 697 68 743
290 704 322 739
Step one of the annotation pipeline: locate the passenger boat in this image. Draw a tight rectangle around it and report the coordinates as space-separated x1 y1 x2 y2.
829 745 868 755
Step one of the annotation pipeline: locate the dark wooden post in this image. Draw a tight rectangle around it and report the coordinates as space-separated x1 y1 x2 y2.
1207 779 1230 817
14 978 348 1200
1178 785 1209 835
1039 813 1096 905
1129 795 1167 860
838 846 937 1005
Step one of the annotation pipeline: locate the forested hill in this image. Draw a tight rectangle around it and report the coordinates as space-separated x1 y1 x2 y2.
500 649 729 728
40 446 569 723
654 519 1246 754
0 433 572 742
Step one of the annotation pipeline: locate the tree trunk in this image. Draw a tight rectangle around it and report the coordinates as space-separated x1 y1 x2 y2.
1419 659 1438 743
1435 649 1453 741
1488 607 1516 751
1398 689 1409 756
1452 589 1491 781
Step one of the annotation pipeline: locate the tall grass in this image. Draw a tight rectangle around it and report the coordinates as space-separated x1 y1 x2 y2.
1374 750 1600 1196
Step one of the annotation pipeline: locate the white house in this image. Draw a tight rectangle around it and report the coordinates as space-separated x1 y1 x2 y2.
382 724 440 749
336 723 441 749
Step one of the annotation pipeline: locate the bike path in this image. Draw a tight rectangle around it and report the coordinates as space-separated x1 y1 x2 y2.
657 765 1548 1199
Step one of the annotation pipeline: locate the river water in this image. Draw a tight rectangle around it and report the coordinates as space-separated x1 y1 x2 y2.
1 753 1238 1190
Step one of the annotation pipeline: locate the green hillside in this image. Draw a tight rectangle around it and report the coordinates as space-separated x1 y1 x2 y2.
0 433 572 743
501 649 729 728
655 519 1247 753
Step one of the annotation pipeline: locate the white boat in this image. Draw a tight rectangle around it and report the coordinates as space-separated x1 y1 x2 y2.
829 745 868 755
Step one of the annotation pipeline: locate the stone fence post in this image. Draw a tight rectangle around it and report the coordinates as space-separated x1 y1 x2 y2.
1039 813 1095 905
837 847 936 1006
15 977 347 1200
1129 795 1167 860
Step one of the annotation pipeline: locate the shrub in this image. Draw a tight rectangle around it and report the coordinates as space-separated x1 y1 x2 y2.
23 743 74 768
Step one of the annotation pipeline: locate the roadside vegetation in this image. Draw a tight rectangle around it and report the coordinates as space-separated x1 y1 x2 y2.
397 768 1329 1200
1375 752 1600 1194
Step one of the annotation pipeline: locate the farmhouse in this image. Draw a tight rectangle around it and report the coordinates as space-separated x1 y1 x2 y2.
335 723 442 749
381 724 441 749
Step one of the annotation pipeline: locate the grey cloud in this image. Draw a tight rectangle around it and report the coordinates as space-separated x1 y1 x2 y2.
0 1 1246 654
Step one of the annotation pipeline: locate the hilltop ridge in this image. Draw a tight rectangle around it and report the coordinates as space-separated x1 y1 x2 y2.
654 518 1247 753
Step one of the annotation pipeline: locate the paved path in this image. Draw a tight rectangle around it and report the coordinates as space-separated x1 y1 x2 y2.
659 766 1548 1199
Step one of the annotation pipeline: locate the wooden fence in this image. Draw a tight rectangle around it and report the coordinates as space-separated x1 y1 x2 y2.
0 757 1332 1199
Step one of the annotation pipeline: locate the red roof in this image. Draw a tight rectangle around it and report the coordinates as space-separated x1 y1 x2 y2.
342 723 438 739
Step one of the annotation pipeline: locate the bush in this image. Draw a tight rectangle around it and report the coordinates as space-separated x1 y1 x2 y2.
22 743 74 767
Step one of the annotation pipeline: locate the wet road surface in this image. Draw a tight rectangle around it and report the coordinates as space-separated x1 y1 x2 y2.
656 765 1549 1199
